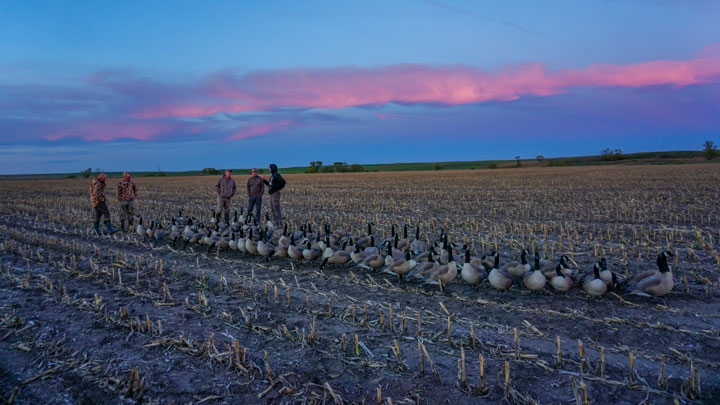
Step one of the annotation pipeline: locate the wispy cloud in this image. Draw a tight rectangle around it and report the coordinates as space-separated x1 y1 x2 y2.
1 44 719 143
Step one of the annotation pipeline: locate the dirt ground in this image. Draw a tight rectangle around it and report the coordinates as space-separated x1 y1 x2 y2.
1 165 719 404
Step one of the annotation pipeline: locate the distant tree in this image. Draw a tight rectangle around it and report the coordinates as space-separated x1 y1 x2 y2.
201 167 218 175
487 162 498 169
350 164 365 172
536 155 544 164
601 148 624 161
333 162 349 172
515 156 521 167
320 165 334 173
81 168 92 178
703 140 719 160
434 163 442 170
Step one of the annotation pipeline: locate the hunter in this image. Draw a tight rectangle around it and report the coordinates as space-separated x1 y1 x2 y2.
117 171 137 232
89 173 119 234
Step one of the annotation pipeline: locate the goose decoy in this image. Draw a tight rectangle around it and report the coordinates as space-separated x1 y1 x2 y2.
622 251 675 297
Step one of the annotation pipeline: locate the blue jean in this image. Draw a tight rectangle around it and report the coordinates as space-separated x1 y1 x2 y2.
247 196 262 221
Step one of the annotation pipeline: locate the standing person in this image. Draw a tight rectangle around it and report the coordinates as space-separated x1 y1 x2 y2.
89 173 119 234
215 169 236 224
117 171 137 232
263 164 286 224
246 168 264 223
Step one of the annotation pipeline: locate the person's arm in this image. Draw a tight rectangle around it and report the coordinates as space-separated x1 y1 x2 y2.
117 183 122 200
247 179 251 196
133 183 137 199
231 180 237 197
216 178 221 194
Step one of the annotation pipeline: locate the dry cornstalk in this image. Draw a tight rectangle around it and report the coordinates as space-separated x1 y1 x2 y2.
457 344 467 389
556 336 563 368
470 322 477 350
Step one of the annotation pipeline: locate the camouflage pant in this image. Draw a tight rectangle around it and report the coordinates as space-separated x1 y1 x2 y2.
119 200 135 223
93 201 111 222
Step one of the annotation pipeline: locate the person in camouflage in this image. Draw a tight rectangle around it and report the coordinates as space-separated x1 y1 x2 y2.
90 173 119 234
117 171 137 232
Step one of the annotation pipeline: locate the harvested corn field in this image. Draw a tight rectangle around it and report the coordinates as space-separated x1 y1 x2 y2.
1 164 719 404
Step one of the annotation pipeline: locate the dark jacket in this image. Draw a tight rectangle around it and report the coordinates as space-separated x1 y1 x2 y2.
216 176 237 198
263 164 286 195
247 175 265 197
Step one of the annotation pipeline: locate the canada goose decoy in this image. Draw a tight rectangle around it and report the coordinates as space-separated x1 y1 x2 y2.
500 249 531 278
421 260 457 293
410 225 426 254
395 225 410 252
414 245 436 263
622 251 675 297
461 247 486 285
228 232 238 250
350 244 369 264
523 258 547 291
136 216 146 237
320 244 351 269
483 251 499 270
153 224 166 241
550 263 573 292
245 229 258 255
583 261 608 297
302 241 321 261
236 229 248 253
541 255 572 280
287 234 303 262
407 255 438 282
383 250 417 281
598 258 620 289
145 220 155 238
358 252 385 271
257 230 275 259
363 235 379 255
169 224 182 247
488 265 513 292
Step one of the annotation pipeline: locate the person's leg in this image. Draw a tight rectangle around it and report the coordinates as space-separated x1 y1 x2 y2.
271 192 282 224
119 201 128 231
127 200 135 228
223 198 231 224
98 202 118 234
255 196 262 222
216 196 224 222
247 197 256 222
92 205 102 234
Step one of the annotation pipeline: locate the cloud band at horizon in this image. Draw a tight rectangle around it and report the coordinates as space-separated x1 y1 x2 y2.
1 43 720 173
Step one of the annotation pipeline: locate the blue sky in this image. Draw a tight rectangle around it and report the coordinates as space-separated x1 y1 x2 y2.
1 0 719 173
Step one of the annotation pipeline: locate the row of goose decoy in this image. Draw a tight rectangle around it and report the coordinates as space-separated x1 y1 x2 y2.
130 208 676 298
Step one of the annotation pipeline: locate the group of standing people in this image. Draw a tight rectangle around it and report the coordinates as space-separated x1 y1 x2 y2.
214 164 286 225
89 171 137 234
89 164 285 234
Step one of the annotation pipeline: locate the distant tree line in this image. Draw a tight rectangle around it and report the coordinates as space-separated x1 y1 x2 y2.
600 148 625 161
306 161 365 173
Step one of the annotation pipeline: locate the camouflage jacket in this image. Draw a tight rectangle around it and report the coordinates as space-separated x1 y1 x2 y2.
118 180 137 201
90 178 106 206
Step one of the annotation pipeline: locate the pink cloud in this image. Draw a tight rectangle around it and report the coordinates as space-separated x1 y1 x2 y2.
131 45 720 119
45 121 181 141
226 120 295 141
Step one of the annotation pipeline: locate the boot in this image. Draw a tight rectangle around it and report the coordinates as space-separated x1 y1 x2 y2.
92 220 101 235
120 220 127 232
128 218 134 230
104 219 119 235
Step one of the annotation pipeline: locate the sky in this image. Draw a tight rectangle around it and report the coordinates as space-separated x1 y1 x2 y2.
1 0 719 174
